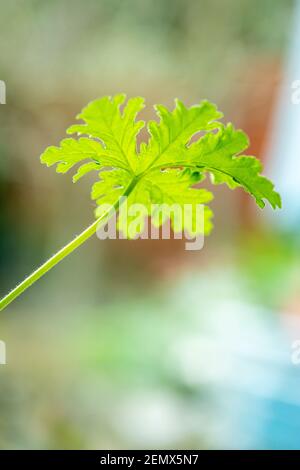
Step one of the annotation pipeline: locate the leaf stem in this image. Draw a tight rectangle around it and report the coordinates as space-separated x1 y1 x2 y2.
0 177 138 312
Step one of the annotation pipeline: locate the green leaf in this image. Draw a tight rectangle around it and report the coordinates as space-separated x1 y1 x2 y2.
116 168 214 238
73 162 101 183
92 169 131 210
40 138 102 173
187 124 282 209
147 169 214 236
138 99 223 172
40 94 281 240
67 94 145 173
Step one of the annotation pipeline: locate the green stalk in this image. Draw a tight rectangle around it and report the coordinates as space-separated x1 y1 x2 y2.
0 177 138 312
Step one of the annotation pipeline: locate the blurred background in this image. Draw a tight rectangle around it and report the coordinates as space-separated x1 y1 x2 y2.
1 0 300 450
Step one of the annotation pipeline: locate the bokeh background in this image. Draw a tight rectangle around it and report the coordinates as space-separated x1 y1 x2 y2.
1 0 300 450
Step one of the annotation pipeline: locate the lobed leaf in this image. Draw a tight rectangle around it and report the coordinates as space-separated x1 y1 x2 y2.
67 94 145 173
138 99 223 172
187 124 282 209
40 94 281 240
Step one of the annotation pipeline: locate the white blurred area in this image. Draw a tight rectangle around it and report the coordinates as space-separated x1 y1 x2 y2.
88 269 300 450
